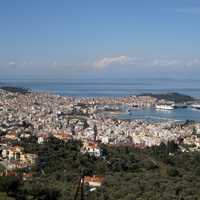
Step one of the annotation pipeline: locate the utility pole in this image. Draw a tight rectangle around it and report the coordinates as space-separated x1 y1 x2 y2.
74 176 85 200
94 124 97 142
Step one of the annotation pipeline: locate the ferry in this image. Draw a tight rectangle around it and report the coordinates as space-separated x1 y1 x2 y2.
155 104 175 110
191 104 200 110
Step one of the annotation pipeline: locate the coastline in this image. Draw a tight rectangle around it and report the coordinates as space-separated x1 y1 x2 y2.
1 86 200 160
1 86 200 122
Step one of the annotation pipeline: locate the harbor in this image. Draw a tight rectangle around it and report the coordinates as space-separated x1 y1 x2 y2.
117 106 200 122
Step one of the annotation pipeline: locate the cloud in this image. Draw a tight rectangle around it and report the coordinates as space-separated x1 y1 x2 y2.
92 56 200 71
186 58 200 66
93 56 131 69
143 58 200 68
3 57 200 75
52 61 57 68
8 61 17 69
8 61 16 65
22 61 33 67
149 59 183 67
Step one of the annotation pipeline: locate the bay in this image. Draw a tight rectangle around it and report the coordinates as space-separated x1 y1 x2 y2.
1 78 200 122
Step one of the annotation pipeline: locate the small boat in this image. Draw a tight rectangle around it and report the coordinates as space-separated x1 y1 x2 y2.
132 105 138 108
174 103 188 109
155 104 174 110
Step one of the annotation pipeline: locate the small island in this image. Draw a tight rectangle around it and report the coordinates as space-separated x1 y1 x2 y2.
137 92 195 103
0 86 30 94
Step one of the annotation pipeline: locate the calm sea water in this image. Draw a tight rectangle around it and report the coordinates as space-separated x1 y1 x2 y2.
1 78 200 97
1 78 200 121
118 107 200 122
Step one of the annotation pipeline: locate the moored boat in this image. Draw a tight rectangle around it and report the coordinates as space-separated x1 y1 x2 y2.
155 104 174 110
174 103 188 109
191 104 200 109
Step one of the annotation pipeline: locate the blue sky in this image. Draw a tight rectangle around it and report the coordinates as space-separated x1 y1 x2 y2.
0 0 200 78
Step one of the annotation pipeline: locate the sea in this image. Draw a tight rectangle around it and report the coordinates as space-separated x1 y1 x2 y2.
1 78 200 122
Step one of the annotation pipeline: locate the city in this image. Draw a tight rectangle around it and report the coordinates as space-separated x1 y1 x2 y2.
1 88 200 197
1 0 200 199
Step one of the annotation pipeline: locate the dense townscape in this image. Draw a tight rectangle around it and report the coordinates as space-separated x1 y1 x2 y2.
1 88 200 199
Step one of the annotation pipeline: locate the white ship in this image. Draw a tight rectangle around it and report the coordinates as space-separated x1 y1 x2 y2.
155 104 175 110
191 104 200 109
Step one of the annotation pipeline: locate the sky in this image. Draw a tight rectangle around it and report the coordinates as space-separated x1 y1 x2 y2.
0 0 200 79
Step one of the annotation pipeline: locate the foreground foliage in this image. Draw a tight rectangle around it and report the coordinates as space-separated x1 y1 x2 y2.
1 137 200 199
